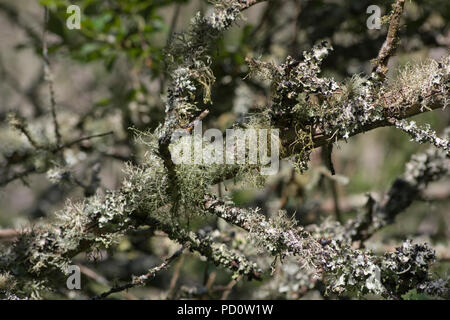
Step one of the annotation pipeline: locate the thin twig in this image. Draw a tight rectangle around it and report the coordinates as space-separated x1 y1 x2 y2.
0 229 27 242
78 264 137 300
43 6 61 147
0 132 112 187
205 271 217 293
0 166 37 187
92 247 185 300
54 131 114 151
166 254 185 299
186 109 210 133
329 179 342 223
241 0 266 10
160 3 182 92
166 3 182 49
372 0 406 80
221 275 242 300
10 119 41 150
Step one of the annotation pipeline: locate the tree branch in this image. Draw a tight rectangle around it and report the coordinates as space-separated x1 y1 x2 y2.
372 0 406 80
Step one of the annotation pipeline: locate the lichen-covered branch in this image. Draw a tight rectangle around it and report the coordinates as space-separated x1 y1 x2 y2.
0 147 261 298
346 141 450 242
1 0 448 300
144 217 262 280
157 0 267 214
203 193 448 298
392 120 449 154
203 194 323 262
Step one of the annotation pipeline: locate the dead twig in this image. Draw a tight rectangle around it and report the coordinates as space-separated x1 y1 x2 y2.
92 247 185 300
42 6 61 147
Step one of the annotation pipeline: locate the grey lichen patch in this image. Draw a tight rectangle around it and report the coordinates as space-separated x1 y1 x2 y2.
253 256 319 299
318 239 448 299
380 240 440 298
321 240 385 297
417 279 449 298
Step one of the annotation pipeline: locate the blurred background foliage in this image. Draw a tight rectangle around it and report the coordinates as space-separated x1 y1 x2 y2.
0 0 448 299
